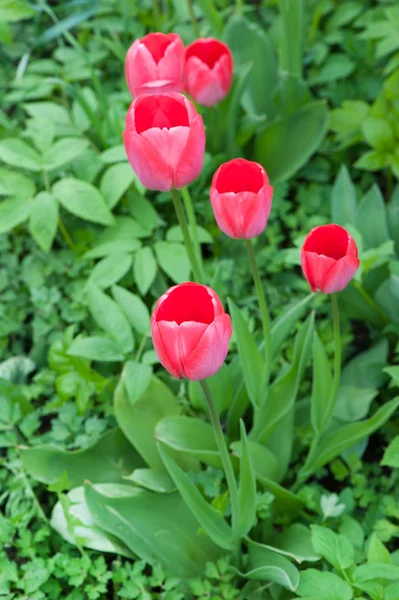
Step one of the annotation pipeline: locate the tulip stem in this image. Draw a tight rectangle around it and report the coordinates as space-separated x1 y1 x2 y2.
171 188 203 284
245 239 272 391
181 186 205 281
200 379 240 541
187 0 200 37
331 292 341 408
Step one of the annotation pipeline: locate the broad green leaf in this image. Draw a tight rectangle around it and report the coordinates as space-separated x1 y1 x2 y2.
353 564 399 583
100 162 135 209
155 416 220 467
0 0 35 22
53 178 114 225
223 15 278 117
189 365 233 415
311 332 334 434
0 138 41 171
28 191 58 252
26 116 54 153
381 435 399 468
100 144 126 163
42 138 88 171
375 275 399 325
362 117 395 151
154 241 190 283
254 101 328 183
87 284 134 354
274 524 320 563
84 239 141 259
237 420 257 538
51 485 134 557
0 196 31 234
87 253 133 289
355 150 388 171
68 336 124 362
356 185 390 249
111 286 150 335
270 293 313 358
20 428 142 487
0 168 35 198
121 361 152 405
253 312 314 442
95 216 149 242
243 540 300 591
311 525 355 571
84 482 222 577
227 299 264 407
279 0 305 78
297 569 353 600
226 63 252 156
331 164 357 227
124 468 174 493
311 53 355 85
114 372 193 472
367 533 391 564
158 444 233 551
308 397 399 473
134 247 157 295
23 101 71 125
388 184 399 254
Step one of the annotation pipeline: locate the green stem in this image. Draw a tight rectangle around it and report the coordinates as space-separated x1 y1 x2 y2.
181 186 205 280
236 0 243 14
245 239 272 390
151 0 161 28
58 217 76 252
187 0 200 37
135 334 148 362
171 188 203 283
200 380 240 541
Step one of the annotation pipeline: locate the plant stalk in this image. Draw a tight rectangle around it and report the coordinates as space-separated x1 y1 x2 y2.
171 188 203 283
200 380 240 541
181 186 205 280
187 0 200 37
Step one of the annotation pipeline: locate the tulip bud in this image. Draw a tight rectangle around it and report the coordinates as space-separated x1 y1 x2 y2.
123 92 205 191
301 224 360 294
125 32 185 98
185 38 233 106
210 158 273 239
151 282 232 381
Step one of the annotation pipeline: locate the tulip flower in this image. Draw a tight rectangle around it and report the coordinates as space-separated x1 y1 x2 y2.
151 282 232 381
210 158 273 239
301 224 360 294
185 38 233 106
125 32 185 97
123 92 205 191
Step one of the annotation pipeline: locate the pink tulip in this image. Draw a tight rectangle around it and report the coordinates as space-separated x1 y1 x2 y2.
151 282 232 381
185 38 233 106
301 224 360 294
210 158 273 239
125 32 185 97
123 92 205 191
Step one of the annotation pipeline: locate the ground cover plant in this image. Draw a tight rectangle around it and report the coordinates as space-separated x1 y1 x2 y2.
1 0 399 598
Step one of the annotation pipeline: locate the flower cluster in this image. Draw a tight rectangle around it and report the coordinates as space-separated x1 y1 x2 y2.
122 31 360 382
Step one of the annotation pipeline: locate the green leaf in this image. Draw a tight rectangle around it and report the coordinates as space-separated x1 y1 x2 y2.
0 168 35 198
311 525 355 571
362 117 395 151
367 533 391 564
270 294 313 358
84 239 141 259
111 286 150 335
0 138 41 171
87 253 133 289
155 416 220 468
279 0 305 78
100 163 135 209
381 436 399 468
154 241 190 283
100 144 126 163
254 101 328 183
355 150 388 171
87 284 134 354
134 247 157 295
124 468 175 493
68 336 124 362
274 524 320 563
228 299 264 407
297 569 353 600
53 178 114 225
158 444 233 551
356 185 390 249
121 361 152 405
0 0 35 22
114 372 192 472
331 164 357 227
42 138 88 171
237 420 257 538
308 397 399 473
189 365 233 415
51 485 134 557
311 332 334 434
0 196 31 234
84 483 222 577
243 540 300 591
388 184 399 254
353 564 399 583
196 0 223 35
311 54 355 85
223 15 278 117
20 428 142 488
28 191 58 252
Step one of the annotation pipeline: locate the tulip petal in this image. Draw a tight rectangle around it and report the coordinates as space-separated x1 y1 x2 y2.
152 321 181 378
184 314 232 381
242 186 273 239
155 320 209 378
174 115 205 189
123 130 172 191
302 251 336 292
142 126 190 183
158 36 185 83
322 255 360 294
126 44 157 97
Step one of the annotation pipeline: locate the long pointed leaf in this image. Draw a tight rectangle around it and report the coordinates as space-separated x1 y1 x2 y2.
237 420 257 537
